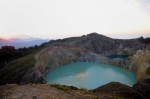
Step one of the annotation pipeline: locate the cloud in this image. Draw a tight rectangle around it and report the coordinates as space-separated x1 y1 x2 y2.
131 0 142 6
146 3 150 8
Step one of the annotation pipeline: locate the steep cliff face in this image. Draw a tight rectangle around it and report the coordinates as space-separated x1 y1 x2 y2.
129 46 150 81
20 33 147 84
106 46 150 82
21 44 87 83
36 44 86 73
1 33 148 84
108 58 130 70
20 45 150 84
20 45 112 84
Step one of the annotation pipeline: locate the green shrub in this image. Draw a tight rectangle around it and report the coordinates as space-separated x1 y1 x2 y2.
79 87 87 92
50 84 69 91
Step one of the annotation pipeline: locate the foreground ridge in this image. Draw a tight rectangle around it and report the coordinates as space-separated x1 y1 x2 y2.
1 82 149 99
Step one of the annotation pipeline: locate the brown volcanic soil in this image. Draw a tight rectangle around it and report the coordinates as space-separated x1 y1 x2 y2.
0 83 146 99
0 84 109 99
0 84 134 99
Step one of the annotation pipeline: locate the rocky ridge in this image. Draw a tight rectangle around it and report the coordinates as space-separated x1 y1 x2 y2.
0 33 150 98
21 33 149 84
0 82 147 99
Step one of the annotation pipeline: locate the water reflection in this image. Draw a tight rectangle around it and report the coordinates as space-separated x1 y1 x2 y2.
46 62 136 90
76 72 85 78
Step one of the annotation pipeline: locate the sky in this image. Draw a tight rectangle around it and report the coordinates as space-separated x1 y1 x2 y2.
0 0 150 39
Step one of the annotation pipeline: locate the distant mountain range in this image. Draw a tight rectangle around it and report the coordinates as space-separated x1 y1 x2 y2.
0 38 50 48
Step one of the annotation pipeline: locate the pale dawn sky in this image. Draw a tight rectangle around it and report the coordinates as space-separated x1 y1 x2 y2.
0 0 150 39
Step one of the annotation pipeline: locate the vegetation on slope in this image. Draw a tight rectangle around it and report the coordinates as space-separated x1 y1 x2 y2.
0 33 150 98
139 36 150 44
0 54 35 84
0 39 70 68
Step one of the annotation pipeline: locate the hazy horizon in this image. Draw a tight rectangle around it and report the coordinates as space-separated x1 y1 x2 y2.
1 33 149 40
0 0 150 39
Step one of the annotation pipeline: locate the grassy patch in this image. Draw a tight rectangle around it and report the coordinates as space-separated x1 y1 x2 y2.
79 87 87 92
50 83 79 92
50 84 70 91
0 54 36 84
6 84 18 87
50 83 91 93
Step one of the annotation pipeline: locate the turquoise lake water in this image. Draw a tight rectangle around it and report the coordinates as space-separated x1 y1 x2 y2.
46 62 136 90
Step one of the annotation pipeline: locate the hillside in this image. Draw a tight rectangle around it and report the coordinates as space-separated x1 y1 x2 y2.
64 33 144 55
0 33 148 84
0 33 150 98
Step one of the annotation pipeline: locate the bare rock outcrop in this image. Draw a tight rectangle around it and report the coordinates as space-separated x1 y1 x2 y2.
21 34 149 84
21 44 87 83
1 33 148 85
129 46 150 81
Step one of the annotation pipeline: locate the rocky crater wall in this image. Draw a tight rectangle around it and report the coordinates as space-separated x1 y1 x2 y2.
21 43 150 84
21 44 86 84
